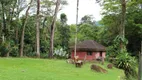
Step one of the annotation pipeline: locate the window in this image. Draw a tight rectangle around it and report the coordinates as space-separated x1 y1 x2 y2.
87 51 92 55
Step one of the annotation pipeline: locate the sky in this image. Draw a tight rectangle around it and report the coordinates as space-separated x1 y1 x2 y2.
58 0 102 24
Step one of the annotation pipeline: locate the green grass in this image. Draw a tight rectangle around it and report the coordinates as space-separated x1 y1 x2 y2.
0 58 124 80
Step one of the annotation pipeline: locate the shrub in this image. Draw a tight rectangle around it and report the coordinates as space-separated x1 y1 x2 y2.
0 42 9 56
53 46 69 59
115 51 137 79
24 44 35 57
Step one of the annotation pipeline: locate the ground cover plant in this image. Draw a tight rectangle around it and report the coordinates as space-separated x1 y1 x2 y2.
0 58 124 80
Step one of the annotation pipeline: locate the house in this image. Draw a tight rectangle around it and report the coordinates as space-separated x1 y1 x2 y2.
70 40 106 61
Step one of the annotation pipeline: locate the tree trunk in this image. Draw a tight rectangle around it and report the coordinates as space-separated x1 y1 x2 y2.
138 41 142 80
19 0 33 57
48 0 61 58
74 0 79 57
1 2 6 41
36 0 40 58
15 27 19 43
1 2 9 57
120 0 126 51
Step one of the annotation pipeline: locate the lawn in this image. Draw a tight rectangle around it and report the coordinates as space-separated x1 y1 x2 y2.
0 58 124 80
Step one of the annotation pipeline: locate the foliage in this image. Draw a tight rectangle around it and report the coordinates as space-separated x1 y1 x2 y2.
0 42 9 56
24 44 35 57
53 46 68 58
99 0 142 56
60 13 67 24
125 5 142 55
23 16 36 57
98 14 120 45
55 24 70 52
56 13 71 53
115 51 137 79
114 35 128 46
105 35 128 58
0 40 18 57
69 24 76 44
80 15 95 25
106 36 137 79
0 0 141 63
77 23 101 42
106 45 118 58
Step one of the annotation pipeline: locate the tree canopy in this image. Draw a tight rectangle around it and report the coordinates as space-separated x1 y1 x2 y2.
0 0 141 58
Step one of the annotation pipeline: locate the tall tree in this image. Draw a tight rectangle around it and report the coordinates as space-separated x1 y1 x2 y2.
138 41 142 80
19 0 33 57
1 1 7 42
60 13 67 25
36 0 40 58
15 0 27 44
120 0 126 51
80 15 95 25
58 13 70 52
99 0 142 54
48 0 61 58
0 0 17 57
74 0 79 57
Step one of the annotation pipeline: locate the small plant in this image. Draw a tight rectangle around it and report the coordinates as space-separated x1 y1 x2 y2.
115 51 137 79
53 46 68 59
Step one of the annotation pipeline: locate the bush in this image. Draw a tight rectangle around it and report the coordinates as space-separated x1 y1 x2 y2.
115 51 137 79
24 44 35 57
10 45 19 57
0 40 19 57
0 41 12 57
53 46 69 59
